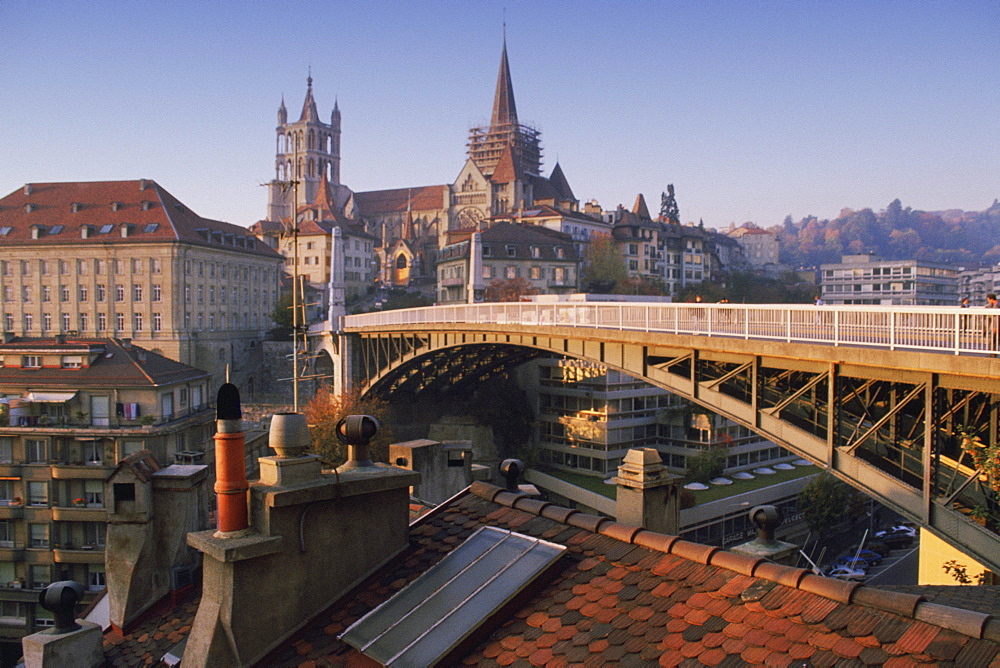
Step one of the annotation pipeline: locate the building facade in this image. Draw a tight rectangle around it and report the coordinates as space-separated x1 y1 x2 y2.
0 337 212 646
436 223 579 304
0 181 284 392
820 254 959 305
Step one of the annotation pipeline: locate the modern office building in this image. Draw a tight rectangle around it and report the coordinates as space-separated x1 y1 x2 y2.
820 254 959 305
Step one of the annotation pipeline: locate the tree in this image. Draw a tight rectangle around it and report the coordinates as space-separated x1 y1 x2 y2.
302 385 394 467
581 233 628 293
270 291 294 330
484 276 540 302
798 473 855 535
660 184 680 225
686 447 725 484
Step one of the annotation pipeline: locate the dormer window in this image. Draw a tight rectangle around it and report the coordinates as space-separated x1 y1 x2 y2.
506 245 516 257
482 245 491 257
530 246 540 258
80 225 93 239
21 355 42 369
30 225 45 239
556 247 565 259
119 223 133 238
24 204 36 214
71 202 82 213
141 200 153 211
61 355 83 369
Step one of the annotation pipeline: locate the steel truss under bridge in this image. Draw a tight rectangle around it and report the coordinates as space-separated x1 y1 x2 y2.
346 322 1000 575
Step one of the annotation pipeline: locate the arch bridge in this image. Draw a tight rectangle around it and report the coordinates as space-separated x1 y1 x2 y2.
315 302 1000 574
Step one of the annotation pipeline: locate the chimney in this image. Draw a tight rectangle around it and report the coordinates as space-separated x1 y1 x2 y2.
139 179 148 191
21 582 104 668
23 184 32 196
730 504 799 565
184 410 419 666
613 448 680 534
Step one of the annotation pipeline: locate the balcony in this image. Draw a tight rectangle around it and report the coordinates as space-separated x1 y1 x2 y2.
0 463 21 477
0 546 24 561
0 503 24 520
52 546 104 564
51 506 106 522
50 464 112 480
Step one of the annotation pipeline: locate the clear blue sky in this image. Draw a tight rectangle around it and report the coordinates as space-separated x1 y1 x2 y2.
2 1 997 230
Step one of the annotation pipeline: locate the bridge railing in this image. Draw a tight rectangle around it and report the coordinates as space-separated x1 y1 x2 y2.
345 303 999 356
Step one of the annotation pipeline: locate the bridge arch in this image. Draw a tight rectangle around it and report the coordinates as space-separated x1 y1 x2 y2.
341 308 1000 574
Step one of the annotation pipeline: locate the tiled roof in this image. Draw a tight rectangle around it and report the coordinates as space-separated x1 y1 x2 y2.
354 185 449 216
491 143 520 184
547 163 575 202
0 180 280 259
262 482 1000 667
0 338 209 388
103 588 200 667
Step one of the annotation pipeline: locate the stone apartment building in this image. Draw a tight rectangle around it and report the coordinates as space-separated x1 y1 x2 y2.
0 337 212 649
436 223 579 303
0 180 284 392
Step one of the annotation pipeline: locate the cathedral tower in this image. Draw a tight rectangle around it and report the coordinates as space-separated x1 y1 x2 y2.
467 38 542 179
267 76 342 223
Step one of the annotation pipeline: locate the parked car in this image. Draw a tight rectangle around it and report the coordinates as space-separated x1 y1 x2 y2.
839 549 883 567
867 541 891 557
875 526 916 548
835 554 878 570
825 565 867 582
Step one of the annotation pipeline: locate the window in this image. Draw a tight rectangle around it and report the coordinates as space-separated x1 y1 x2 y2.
22 285 31 302
115 313 124 332
131 258 143 273
209 286 215 304
3 314 10 331
133 284 142 301
61 313 70 331
42 314 51 332
96 313 106 331
198 286 204 304
0 438 10 463
531 246 540 258
151 258 162 274
87 565 106 590
22 355 41 368
23 314 33 331
30 565 49 589
152 284 161 302
152 312 162 332
95 259 105 275
554 267 566 283
482 266 493 279
27 482 47 506
21 260 30 276
0 521 12 548
179 388 189 407
84 522 105 548
85 480 103 506
61 355 83 369
133 313 143 332
83 442 102 465
506 245 516 257
556 247 565 259
2 286 9 302
28 524 48 549
60 285 69 302
97 284 106 302
78 285 88 301
506 266 517 279
115 284 124 302
26 440 46 463
530 267 541 280
0 600 26 625
39 260 49 275
0 481 13 504
100 224 114 235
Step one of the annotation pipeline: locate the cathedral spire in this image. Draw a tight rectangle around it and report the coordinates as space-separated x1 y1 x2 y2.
490 36 518 128
299 72 319 122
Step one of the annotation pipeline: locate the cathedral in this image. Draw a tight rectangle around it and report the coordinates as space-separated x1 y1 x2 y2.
257 38 584 299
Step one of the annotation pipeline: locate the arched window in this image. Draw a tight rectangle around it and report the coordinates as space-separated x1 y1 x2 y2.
396 255 408 269
308 129 315 149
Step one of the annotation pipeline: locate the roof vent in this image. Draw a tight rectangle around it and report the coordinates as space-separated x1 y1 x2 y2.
111 201 123 212
80 225 92 239
141 200 152 211
71 202 82 213
30 225 44 239
24 203 36 214
139 179 149 191
23 184 32 196
119 223 132 238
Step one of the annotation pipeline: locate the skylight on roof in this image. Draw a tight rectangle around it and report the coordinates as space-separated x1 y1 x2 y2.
340 526 565 667
48 225 63 235
99 224 114 234
144 223 159 233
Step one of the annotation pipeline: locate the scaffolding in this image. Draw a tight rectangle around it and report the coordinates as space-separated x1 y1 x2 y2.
467 122 543 178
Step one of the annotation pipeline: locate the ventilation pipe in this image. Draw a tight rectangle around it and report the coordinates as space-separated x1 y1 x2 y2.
213 384 248 535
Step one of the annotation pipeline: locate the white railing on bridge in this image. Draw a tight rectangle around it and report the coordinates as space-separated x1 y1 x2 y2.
344 303 1000 356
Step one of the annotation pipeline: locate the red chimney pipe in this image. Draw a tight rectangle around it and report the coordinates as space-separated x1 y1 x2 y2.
214 383 248 534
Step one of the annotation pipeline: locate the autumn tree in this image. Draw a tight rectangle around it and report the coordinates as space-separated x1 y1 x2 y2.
581 233 628 293
302 385 394 467
483 276 540 302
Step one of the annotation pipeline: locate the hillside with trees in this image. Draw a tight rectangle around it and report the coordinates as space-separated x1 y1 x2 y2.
773 199 1000 268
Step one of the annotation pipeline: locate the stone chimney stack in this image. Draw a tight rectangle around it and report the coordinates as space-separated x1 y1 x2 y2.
613 448 680 534
183 413 419 666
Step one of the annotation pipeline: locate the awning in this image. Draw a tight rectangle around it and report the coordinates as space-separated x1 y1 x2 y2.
26 391 78 403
